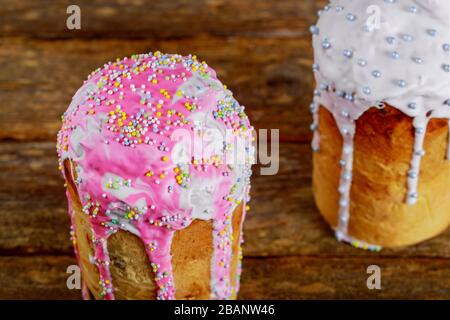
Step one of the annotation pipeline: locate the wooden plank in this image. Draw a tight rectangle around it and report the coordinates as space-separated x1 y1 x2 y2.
0 37 314 141
0 0 327 39
240 256 450 300
0 141 448 258
0 255 80 300
0 255 448 299
0 142 74 254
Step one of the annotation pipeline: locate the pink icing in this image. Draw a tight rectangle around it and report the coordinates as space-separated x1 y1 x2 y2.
57 52 253 300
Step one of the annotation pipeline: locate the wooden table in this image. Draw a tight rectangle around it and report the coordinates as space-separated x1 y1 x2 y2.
0 0 448 300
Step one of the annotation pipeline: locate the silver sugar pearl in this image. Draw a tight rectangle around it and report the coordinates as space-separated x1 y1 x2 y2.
343 49 353 58
408 171 417 179
397 79 407 88
340 110 350 118
412 57 423 64
426 29 437 37
358 59 367 67
386 36 395 44
391 51 400 59
416 127 424 134
408 192 418 199
343 172 352 181
346 13 357 21
322 38 331 49
372 70 382 78
408 6 418 13
414 149 425 157
407 102 417 109
339 216 349 225
310 25 319 35
401 34 414 42
362 86 371 95
442 64 450 72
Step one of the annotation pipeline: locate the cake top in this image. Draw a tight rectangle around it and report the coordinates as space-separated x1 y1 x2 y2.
57 51 253 229
312 0 450 119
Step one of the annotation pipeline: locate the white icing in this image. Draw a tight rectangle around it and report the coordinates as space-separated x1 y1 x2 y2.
101 173 148 209
171 135 192 165
311 0 450 249
171 111 227 165
175 111 225 220
178 172 223 220
314 0 449 114
172 72 222 103
172 114 251 220
68 113 106 161
67 82 98 115
105 202 141 236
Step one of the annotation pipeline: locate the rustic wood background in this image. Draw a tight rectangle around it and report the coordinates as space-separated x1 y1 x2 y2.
0 0 448 300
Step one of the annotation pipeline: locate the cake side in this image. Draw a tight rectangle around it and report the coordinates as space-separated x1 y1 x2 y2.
64 160 244 299
313 106 450 247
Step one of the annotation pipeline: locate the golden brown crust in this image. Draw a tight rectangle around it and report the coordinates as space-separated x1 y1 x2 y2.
313 105 450 247
64 160 243 299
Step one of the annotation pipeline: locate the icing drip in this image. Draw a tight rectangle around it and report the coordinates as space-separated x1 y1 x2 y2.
211 211 233 299
310 99 320 152
234 192 250 294
335 118 354 240
311 0 450 250
407 117 430 204
140 226 176 299
313 88 383 251
57 52 253 299
91 234 115 299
